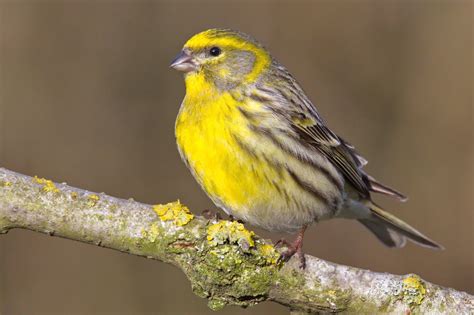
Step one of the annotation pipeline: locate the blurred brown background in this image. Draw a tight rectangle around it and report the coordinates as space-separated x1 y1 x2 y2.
0 1 472 314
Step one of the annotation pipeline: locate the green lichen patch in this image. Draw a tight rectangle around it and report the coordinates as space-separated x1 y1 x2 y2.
207 298 227 311
207 220 255 251
33 176 60 193
183 223 281 310
153 201 194 226
190 243 277 309
274 269 352 313
142 221 162 243
402 274 426 307
173 221 279 310
137 218 199 260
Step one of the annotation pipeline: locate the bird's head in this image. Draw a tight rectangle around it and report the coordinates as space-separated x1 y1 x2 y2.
170 29 271 90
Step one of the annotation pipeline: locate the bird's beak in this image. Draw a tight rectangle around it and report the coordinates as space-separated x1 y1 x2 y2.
170 50 196 73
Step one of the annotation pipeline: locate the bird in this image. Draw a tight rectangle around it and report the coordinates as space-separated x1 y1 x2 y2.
170 28 442 268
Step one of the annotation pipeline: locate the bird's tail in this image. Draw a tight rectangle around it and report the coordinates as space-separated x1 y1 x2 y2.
358 202 443 250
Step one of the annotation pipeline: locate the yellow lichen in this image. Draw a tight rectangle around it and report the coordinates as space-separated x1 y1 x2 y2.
0 181 12 187
87 194 100 207
153 200 194 226
327 289 339 301
207 221 255 251
33 176 60 193
403 274 426 306
257 243 280 264
327 289 337 296
70 192 78 199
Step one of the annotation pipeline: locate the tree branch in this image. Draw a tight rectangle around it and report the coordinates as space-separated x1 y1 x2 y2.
0 168 472 313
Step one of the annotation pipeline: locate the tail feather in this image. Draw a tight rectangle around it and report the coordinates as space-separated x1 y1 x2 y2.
361 202 443 250
358 219 406 248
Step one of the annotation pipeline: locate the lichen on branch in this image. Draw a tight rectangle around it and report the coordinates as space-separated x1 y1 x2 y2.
0 168 472 314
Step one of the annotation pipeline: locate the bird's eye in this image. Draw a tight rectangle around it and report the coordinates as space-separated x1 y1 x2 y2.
209 46 221 57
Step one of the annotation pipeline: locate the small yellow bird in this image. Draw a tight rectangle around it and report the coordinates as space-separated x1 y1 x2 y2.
171 29 442 267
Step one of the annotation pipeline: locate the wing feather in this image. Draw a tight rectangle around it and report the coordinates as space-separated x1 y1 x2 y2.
258 63 406 200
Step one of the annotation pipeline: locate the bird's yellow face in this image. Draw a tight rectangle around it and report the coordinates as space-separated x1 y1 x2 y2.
171 29 271 90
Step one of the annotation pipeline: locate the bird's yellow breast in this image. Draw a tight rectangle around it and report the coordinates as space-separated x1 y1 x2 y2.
175 75 275 212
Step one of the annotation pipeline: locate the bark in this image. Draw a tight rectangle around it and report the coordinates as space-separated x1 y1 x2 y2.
0 168 472 314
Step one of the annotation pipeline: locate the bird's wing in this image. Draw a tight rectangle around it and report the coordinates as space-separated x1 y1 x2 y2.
293 109 407 201
291 112 372 198
259 65 407 201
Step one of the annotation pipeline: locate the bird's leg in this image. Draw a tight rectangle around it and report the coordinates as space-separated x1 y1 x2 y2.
275 225 307 269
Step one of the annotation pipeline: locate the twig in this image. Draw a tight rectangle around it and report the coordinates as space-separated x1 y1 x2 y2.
0 168 472 313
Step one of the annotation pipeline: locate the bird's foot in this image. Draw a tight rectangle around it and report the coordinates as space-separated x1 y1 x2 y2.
274 226 307 269
275 238 306 269
201 209 222 221
228 215 245 224
201 210 245 224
